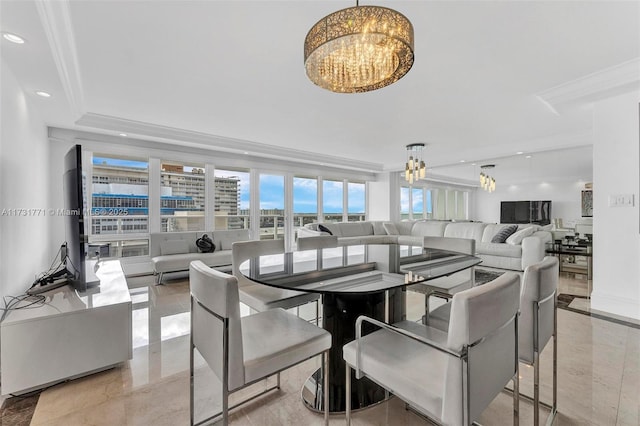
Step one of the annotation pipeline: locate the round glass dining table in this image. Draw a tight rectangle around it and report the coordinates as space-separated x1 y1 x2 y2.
239 243 481 414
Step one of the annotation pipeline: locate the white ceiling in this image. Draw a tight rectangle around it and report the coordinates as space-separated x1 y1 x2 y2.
2 1 639 182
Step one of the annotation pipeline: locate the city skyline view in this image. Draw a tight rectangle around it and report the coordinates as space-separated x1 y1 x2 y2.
93 156 365 214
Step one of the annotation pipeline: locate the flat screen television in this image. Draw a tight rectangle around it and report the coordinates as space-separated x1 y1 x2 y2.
500 200 551 225
63 144 88 292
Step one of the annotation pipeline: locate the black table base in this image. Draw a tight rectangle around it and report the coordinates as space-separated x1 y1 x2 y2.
301 289 405 413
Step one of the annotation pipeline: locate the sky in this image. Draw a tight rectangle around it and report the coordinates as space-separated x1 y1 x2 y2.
94 157 365 213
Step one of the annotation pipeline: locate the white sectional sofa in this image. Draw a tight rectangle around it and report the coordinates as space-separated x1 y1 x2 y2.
298 221 552 272
150 230 250 283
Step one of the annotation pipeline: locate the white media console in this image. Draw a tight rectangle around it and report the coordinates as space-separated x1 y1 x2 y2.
1 260 132 395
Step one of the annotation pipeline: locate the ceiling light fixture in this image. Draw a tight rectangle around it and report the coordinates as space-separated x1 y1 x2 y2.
3 33 25 44
119 133 128 137
479 164 496 192
304 1 414 93
35 91 51 98
404 143 425 184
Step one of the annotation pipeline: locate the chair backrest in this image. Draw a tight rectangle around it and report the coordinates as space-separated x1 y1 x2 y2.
423 236 476 285
297 235 339 251
443 272 521 426
422 236 475 255
519 256 559 364
190 261 245 391
232 239 284 288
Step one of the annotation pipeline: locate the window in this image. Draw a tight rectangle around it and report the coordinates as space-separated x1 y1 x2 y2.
400 186 410 220
435 189 446 219
160 162 205 232
214 168 250 230
90 154 149 257
293 177 318 235
425 189 433 219
347 182 365 222
259 174 284 240
412 187 424 219
323 179 343 222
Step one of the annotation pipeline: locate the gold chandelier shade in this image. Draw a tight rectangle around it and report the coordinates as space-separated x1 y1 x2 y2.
304 5 414 93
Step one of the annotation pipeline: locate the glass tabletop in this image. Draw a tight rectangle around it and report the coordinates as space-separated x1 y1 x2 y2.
239 243 482 295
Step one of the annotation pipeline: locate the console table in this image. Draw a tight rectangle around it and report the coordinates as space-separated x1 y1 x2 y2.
1 260 132 395
546 243 593 296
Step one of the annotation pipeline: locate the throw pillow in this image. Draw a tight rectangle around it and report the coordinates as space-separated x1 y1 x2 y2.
506 226 536 245
196 234 215 253
383 222 399 235
318 224 333 235
160 239 189 255
491 224 518 243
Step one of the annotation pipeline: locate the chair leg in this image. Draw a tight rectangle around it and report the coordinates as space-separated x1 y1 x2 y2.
534 352 540 425
513 363 520 426
345 364 352 425
277 372 281 390
156 272 164 285
423 293 431 325
190 304 195 426
323 350 329 425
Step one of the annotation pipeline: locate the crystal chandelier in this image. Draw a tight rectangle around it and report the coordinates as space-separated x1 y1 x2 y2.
479 165 496 192
304 1 414 93
404 143 426 184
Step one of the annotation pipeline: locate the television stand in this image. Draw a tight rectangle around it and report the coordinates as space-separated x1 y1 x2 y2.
1 260 132 395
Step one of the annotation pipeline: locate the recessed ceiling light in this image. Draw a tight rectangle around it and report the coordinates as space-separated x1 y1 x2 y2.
516 151 524 155
244 151 249 155
471 163 476 166
3 33 25 44
460 160 465 163
35 91 51 98
119 133 128 137
526 155 532 159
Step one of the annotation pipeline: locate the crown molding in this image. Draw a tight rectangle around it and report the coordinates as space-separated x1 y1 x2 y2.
74 113 384 173
537 58 640 113
35 0 86 120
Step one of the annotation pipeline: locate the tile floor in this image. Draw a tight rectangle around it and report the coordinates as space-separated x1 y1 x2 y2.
13 272 640 425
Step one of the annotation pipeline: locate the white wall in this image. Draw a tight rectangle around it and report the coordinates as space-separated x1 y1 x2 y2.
591 90 640 320
473 180 590 225
0 62 52 298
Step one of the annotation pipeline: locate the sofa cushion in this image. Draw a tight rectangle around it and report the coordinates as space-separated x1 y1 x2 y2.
338 222 374 237
153 251 232 273
477 242 522 258
491 225 518 243
506 226 536 245
160 240 189 255
213 230 250 250
411 221 448 237
443 222 486 243
395 221 415 235
371 221 388 235
383 222 399 235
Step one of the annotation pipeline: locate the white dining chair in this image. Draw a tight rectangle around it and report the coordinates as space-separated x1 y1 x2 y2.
231 239 320 315
296 235 339 250
428 256 559 425
343 272 521 426
189 261 331 426
406 236 476 324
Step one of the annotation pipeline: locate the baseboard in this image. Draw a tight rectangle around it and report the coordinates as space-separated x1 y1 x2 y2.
590 291 640 321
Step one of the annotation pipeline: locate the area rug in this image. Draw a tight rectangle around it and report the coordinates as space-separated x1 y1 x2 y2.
475 269 504 285
0 393 38 426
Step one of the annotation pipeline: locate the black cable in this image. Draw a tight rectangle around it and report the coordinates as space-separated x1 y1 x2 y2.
1 294 47 322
